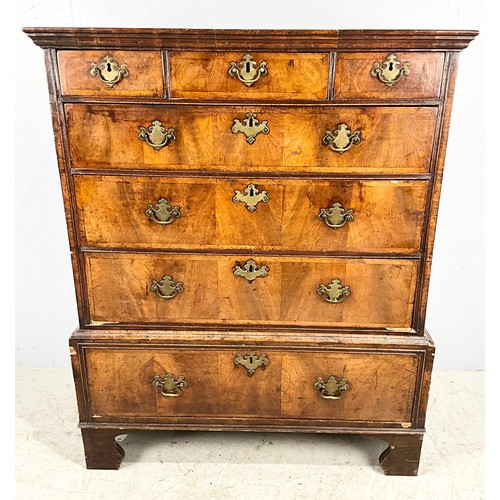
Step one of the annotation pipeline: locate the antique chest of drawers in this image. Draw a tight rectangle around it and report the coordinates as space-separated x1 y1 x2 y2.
25 28 478 475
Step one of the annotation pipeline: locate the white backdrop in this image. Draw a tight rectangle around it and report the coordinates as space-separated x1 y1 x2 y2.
15 0 484 369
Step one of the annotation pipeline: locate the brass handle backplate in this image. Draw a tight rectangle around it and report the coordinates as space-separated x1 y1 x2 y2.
317 279 351 303
233 259 269 282
89 55 129 87
318 203 354 229
153 374 187 397
233 184 269 212
323 123 361 154
234 351 270 376
232 112 269 144
228 54 268 87
151 275 184 300
146 199 181 225
371 53 410 87
138 120 176 150
314 376 349 399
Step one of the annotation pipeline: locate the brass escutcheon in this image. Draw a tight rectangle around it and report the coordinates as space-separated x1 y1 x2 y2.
317 279 351 303
232 112 270 144
145 199 181 225
89 54 129 87
371 53 410 87
318 203 354 229
233 184 269 212
322 123 362 154
234 351 270 376
152 374 187 397
228 54 268 87
151 275 184 300
314 375 350 400
233 259 269 282
138 120 176 150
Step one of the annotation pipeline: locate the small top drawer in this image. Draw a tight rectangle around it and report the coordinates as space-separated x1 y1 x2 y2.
169 52 329 100
334 52 445 99
57 50 164 97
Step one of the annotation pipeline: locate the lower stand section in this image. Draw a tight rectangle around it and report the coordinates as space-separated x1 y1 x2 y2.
79 427 424 475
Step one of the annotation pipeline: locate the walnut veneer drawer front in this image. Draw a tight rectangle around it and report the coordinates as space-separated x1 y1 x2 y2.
57 51 164 96
169 52 329 99
75 176 428 254
83 347 419 425
84 253 418 329
334 52 445 99
65 104 437 174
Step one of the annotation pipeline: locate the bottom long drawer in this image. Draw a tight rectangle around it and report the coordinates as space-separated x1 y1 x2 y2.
78 344 423 427
84 252 419 330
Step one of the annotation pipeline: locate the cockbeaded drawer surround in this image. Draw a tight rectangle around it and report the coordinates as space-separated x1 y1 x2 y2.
25 28 478 475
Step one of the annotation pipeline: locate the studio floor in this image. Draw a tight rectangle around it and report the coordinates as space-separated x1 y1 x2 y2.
16 369 484 499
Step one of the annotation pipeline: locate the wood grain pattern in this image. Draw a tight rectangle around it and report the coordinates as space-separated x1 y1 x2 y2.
83 346 418 423
84 252 419 329
74 175 428 254
334 52 445 99
281 352 418 422
57 50 164 97
65 104 437 173
169 52 329 99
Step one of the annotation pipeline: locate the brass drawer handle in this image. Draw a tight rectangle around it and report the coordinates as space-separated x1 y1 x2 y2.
232 112 269 144
233 184 269 212
233 259 269 282
153 374 187 397
318 203 354 229
138 120 176 150
151 275 184 300
371 53 410 87
89 54 129 88
145 199 181 225
228 54 268 87
323 123 361 154
314 376 349 400
234 351 269 376
317 279 351 303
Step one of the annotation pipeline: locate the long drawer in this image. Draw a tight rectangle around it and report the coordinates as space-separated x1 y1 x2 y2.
82 345 419 425
75 176 428 254
84 252 418 329
65 104 438 174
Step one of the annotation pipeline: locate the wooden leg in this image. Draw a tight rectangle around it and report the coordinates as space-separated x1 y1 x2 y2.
81 428 127 470
376 434 424 476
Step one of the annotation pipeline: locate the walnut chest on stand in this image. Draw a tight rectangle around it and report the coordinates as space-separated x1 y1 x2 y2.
24 28 478 475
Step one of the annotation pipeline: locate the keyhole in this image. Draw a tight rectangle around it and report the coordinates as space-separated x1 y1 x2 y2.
249 264 254 272
249 356 254 364
249 188 255 197
246 62 251 73
249 118 254 127
107 62 112 72
388 62 394 71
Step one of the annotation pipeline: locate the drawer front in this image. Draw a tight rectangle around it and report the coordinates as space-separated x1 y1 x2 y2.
84 253 418 329
57 50 164 96
75 176 428 254
82 346 418 425
66 104 437 174
334 52 445 99
169 52 329 100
